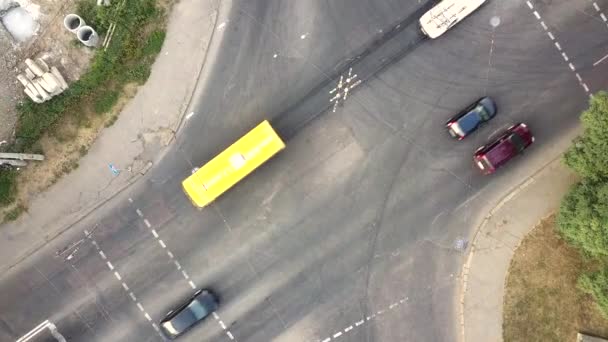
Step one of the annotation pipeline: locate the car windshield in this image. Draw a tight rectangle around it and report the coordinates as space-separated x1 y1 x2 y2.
188 299 210 320
168 308 199 333
167 299 210 334
509 133 525 152
476 104 490 120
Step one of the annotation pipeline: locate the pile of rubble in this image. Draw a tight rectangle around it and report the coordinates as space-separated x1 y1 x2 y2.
17 58 68 103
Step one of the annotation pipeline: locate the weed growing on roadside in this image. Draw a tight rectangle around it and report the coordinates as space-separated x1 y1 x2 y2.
3 203 27 222
0 170 16 206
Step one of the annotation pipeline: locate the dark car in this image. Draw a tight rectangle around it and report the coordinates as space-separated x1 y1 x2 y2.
473 123 534 175
160 289 219 339
446 97 497 139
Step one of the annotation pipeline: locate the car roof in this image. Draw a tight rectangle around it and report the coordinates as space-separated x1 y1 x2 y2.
456 110 481 134
482 132 518 166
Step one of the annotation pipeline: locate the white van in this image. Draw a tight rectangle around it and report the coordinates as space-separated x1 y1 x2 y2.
419 0 487 39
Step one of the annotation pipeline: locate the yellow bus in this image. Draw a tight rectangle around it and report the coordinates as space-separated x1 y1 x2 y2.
182 120 286 208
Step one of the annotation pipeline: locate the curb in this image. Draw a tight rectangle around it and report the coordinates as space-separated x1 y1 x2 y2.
171 0 225 138
1 1 225 274
458 154 564 342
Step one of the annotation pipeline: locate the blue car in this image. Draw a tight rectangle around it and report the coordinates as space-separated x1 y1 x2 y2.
160 289 219 339
446 97 497 140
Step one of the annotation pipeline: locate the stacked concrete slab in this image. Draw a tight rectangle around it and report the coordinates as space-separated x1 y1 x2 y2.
16 58 68 103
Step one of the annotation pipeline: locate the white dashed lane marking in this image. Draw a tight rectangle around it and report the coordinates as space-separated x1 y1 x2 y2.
131 206 237 340
525 0 590 95
314 297 408 342
593 2 608 26
212 312 236 340
84 230 161 335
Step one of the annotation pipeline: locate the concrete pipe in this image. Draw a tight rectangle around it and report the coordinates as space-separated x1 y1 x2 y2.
76 26 99 47
63 14 85 33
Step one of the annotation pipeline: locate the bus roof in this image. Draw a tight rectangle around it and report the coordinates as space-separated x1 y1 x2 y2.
419 0 486 39
182 120 285 208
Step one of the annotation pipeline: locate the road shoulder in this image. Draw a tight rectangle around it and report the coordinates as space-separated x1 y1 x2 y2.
460 157 578 342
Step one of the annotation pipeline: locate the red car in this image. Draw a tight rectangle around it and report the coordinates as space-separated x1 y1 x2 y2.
473 123 534 175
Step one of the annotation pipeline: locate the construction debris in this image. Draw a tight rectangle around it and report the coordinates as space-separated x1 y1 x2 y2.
16 57 68 103
0 152 44 169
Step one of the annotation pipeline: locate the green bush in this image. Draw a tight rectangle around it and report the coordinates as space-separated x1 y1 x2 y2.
579 268 608 318
557 180 608 257
563 91 608 182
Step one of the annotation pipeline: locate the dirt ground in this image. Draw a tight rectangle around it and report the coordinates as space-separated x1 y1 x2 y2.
0 0 93 142
503 215 608 342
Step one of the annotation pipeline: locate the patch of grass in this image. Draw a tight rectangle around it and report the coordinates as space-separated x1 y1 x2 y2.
127 63 152 84
142 30 166 56
3 203 27 222
94 90 119 114
503 215 608 342
0 170 17 206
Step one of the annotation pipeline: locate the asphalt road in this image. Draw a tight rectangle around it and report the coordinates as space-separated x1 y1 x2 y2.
2 0 608 341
